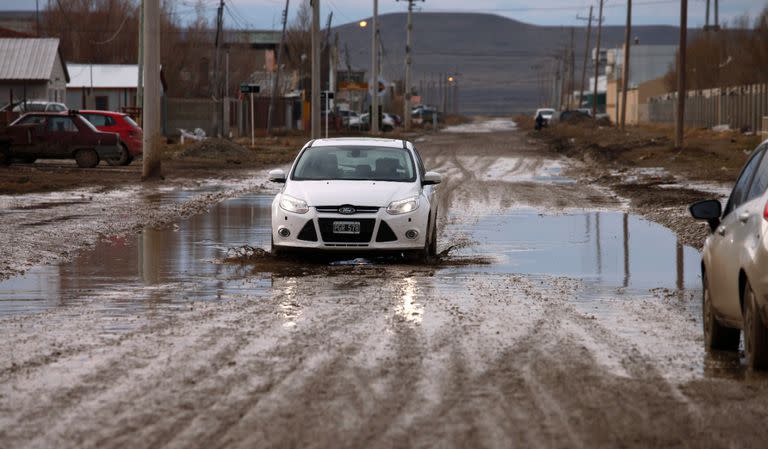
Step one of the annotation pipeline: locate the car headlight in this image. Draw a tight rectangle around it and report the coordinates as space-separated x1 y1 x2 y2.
279 194 309 214
386 195 419 215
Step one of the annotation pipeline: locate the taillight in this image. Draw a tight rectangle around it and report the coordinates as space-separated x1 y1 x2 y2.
763 200 768 221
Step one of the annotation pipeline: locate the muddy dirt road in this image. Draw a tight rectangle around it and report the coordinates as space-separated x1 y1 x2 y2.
1 120 767 449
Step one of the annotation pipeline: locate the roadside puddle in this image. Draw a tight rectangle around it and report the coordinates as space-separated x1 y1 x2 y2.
0 194 702 343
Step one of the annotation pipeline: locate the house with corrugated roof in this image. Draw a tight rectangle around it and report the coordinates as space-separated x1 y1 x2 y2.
0 38 69 106
66 63 168 111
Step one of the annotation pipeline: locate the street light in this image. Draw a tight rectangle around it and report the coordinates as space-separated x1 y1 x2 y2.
359 20 368 28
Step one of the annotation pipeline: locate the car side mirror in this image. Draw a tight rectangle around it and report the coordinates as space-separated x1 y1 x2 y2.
689 199 721 232
268 168 286 183
423 171 442 186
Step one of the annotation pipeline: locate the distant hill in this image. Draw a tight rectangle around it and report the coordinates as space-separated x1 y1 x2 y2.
334 13 686 115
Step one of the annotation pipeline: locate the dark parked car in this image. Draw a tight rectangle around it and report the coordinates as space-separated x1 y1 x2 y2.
1 111 121 167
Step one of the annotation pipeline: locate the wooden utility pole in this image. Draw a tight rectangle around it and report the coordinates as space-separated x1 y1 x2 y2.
578 6 593 110
371 0 380 134
675 0 688 148
142 0 161 180
620 0 632 129
592 0 604 117
569 28 575 109
212 0 224 137
137 0 144 111
311 0 320 138
705 0 710 29
267 0 290 135
398 0 423 130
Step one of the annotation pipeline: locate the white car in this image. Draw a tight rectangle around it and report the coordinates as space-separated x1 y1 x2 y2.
268 137 442 260
534 108 555 123
690 139 768 369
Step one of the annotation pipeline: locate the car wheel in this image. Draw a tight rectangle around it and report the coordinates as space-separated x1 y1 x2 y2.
703 272 739 351
0 145 11 166
427 217 437 259
743 280 768 369
107 144 131 166
75 149 99 168
270 235 283 257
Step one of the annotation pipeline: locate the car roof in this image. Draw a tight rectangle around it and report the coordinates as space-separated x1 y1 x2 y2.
310 138 411 149
79 110 125 116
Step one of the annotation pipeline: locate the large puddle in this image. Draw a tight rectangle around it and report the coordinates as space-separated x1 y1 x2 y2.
0 192 701 321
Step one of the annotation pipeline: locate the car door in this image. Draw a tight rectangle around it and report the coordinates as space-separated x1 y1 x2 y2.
44 116 79 157
709 145 766 322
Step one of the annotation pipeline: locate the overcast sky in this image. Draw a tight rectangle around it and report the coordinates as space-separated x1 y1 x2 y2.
4 0 765 30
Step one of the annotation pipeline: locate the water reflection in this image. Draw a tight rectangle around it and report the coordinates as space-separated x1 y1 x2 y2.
448 209 701 294
395 277 423 324
0 194 275 318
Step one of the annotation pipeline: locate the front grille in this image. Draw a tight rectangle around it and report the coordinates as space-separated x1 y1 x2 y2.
297 220 318 241
315 205 380 214
318 218 375 243
375 221 398 242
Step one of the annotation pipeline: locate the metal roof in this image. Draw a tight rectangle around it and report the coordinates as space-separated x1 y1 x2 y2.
0 38 63 81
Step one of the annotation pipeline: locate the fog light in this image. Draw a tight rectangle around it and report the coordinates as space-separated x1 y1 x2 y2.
405 229 419 239
278 227 291 238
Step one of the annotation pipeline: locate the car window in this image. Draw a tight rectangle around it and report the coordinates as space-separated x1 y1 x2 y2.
123 115 140 129
292 146 416 182
15 115 45 125
82 114 114 127
745 144 768 203
46 116 78 133
724 147 765 216
47 104 66 112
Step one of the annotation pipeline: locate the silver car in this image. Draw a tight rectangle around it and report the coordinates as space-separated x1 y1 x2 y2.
690 139 768 369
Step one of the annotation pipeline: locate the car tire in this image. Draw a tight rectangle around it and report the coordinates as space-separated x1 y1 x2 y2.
74 149 99 168
743 280 768 370
21 156 36 164
107 144 131 166
703 272 739 351
270 236 283 257
0 144 11 166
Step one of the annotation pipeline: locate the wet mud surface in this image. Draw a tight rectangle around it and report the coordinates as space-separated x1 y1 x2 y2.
2 121 768 448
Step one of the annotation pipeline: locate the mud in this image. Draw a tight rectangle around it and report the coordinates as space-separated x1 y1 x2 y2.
2 118 768 449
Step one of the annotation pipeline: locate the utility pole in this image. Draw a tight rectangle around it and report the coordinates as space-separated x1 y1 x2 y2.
714 0 719 30
212 0 224 137
267 0 290 135
142 0 161 180
675 0 688 148
620 0 632 129
137 0 144 111
569 28 575 109
398 0 423 130
577 6 593 110
705 0 710 29
371 0 380 134
592 0 604 117
311 0 320 139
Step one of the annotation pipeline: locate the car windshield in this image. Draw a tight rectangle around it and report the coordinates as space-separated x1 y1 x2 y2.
292 146 416 182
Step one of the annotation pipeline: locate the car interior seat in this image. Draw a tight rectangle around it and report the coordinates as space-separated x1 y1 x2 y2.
375 158 401 179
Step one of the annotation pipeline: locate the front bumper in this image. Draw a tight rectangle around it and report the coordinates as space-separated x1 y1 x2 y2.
271 202 429 251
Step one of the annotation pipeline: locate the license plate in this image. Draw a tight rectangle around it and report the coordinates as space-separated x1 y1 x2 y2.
333 221 360 234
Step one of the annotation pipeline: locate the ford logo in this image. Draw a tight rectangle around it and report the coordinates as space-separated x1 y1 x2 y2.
338 206 356 215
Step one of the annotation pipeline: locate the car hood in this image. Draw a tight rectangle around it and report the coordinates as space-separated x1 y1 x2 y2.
284 180 418 207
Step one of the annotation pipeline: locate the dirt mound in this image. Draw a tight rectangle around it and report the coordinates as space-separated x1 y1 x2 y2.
178 138 253 161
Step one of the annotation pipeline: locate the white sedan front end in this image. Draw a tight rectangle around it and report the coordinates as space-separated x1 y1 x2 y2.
269 138 441 257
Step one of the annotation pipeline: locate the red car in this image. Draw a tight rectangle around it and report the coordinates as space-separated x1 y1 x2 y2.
2 111 121 168
79 110 143 166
